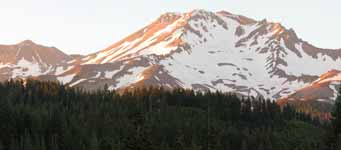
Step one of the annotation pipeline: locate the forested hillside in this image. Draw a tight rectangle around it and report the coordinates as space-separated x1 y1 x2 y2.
0 80 338 150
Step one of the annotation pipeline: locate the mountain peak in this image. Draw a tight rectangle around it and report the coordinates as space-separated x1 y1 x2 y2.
157 12 182 23
0 40 70 67
216 10 233 15
190 9 210 14
18 40 36 46
81 9 293 64
157 9 212 22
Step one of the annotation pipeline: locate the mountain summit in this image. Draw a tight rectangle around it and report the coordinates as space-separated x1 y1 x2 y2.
0 10 340 102
81 9 261 64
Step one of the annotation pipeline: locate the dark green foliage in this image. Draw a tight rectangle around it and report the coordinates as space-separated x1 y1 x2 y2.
329 87 341 150
0 79 327 150
333 88 341 135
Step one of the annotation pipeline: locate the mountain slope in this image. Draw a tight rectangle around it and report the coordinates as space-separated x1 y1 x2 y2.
0 40 71 80
280 70 341 103
62 9 341 100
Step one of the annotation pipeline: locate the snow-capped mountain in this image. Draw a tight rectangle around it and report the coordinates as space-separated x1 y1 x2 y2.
0 40 72 80
68 9 341 99
0 9 340 102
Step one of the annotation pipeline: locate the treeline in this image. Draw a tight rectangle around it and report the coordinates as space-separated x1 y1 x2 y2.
0 79 332 150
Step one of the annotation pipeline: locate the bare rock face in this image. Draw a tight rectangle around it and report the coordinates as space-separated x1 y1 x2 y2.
0 10 340 105
280 70 341 103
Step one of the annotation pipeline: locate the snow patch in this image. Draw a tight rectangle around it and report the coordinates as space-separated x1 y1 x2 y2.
12 58 43 78
70 79 87 87
57 74 76 84
114 67 146 88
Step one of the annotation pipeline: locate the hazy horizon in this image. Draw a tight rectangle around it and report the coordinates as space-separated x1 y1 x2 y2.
0 0 340 54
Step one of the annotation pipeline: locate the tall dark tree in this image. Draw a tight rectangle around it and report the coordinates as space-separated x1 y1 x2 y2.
332 87 341 149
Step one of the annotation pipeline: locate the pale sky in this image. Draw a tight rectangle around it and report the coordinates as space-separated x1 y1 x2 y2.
0 0 340 54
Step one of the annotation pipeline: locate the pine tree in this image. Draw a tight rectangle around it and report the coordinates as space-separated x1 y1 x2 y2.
0 140 3 150
24 134 33 150
333 87 341 150
189 141 202 150
89 134 99 150
10 138 19 150
40 137 46 150
241 140 247 150
104 83 109 92
327 87 341 150
333 88 341 134
175 134 185 150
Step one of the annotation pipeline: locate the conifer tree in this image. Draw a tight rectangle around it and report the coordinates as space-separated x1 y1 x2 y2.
89 134 99 150
332 87 341 150
0 140 3 150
